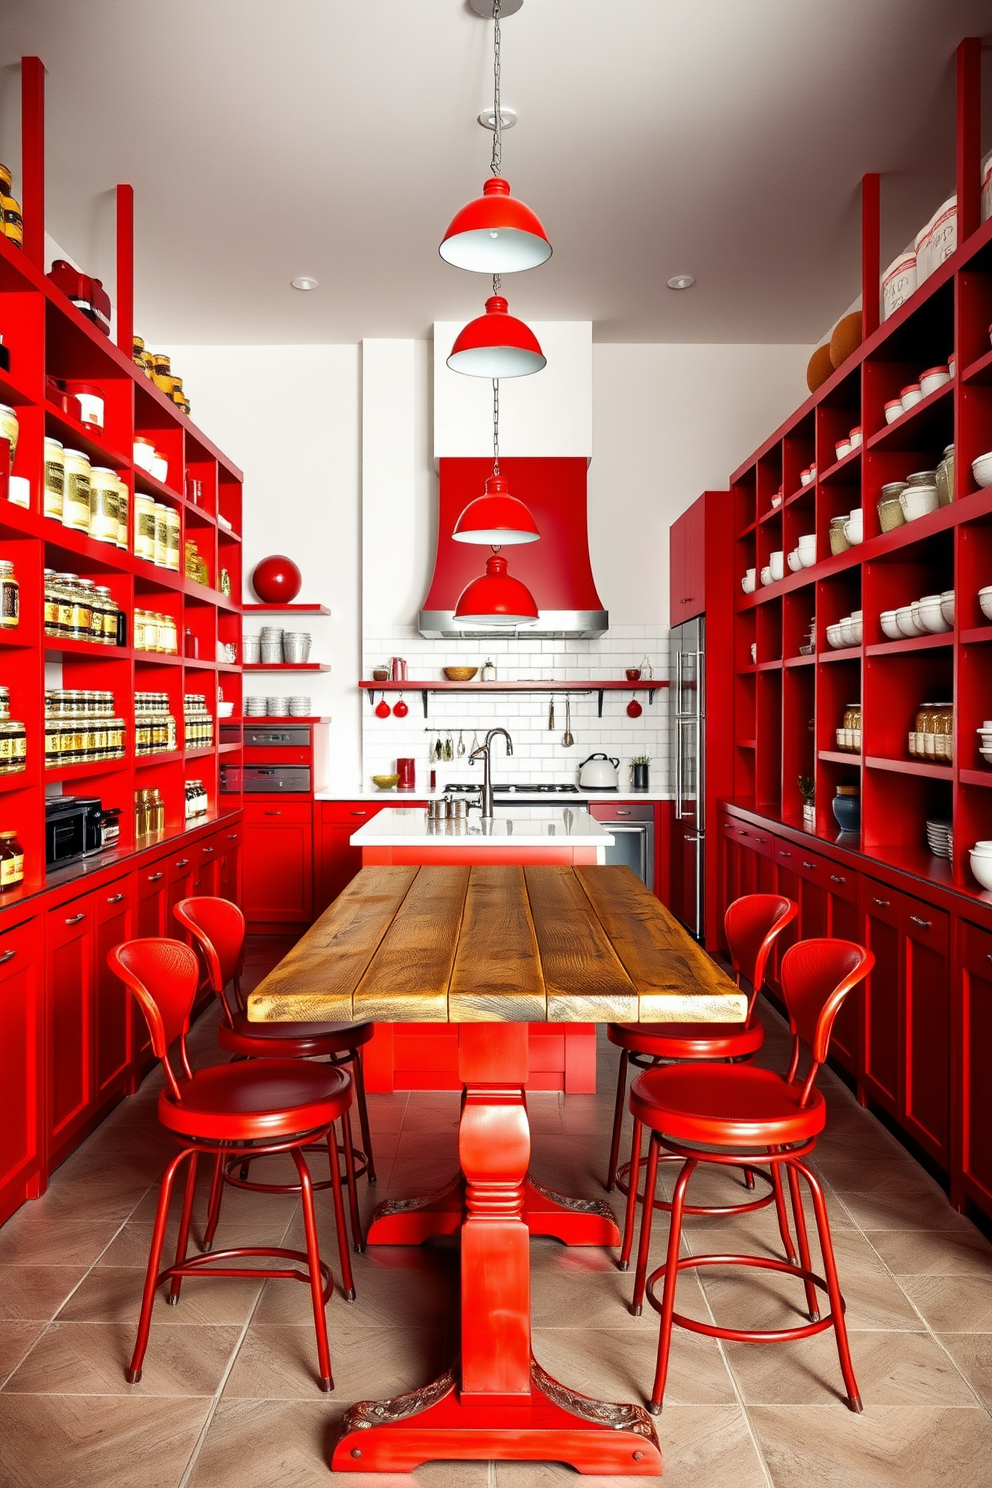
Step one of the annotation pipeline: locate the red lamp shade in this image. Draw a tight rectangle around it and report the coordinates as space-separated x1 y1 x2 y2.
439 176 552 273
452 474 540 545
453 552 539 627
446 296 546 379
251 555 302 604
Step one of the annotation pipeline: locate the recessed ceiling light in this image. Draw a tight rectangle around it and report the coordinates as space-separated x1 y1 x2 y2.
667 274 695 291
291 276 319 291
477 105 518 131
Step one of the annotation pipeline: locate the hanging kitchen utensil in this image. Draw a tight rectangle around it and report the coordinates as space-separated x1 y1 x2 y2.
393 694 409 718
562 697 574 747
443 734 454 762
471 731 479 756
627 698 643 718
375 698 391 719
432 735 443 761
548 694 555 731
457 729 465 756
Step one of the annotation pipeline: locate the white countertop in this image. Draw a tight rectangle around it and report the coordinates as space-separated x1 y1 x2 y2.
349 806 615 848
317 789 673 803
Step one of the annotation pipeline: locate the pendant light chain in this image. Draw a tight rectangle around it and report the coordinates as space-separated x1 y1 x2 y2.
491 0 502 176
492 377 500 477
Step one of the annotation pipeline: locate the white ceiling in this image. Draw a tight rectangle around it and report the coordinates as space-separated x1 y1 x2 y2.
0 0 990 345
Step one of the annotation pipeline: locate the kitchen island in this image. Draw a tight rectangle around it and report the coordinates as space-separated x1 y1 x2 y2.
351 807 615 1093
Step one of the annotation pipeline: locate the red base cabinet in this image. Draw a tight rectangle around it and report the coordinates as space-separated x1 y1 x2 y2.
958 919 992 1214
0 920 44 1226
243 800 313 930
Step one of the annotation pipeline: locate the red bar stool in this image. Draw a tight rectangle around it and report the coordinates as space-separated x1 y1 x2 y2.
627 937 873 1415
108 937 360 1393
174 895 376 1248
609 894 797 1254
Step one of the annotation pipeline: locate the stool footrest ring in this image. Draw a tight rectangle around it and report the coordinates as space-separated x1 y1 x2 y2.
645 1252 843 1343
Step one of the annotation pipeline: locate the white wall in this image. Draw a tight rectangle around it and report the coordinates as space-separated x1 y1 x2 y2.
173 338 811 792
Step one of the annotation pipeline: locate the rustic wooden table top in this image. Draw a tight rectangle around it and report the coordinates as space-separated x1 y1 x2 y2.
247 864 746 1026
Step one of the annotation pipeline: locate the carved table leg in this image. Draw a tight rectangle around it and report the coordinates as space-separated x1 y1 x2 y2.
332 1024 661 1475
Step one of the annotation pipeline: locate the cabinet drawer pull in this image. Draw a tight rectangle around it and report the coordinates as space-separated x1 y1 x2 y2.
779 850 791 857
802 860 816 869
147 872 164 882
264 811 282 816
351 810 367 817
175 859 189 868
0 948 16 964
203 846 214 853
872 897 889 907
106 893 125 904
909 915 931 928
738 829 747 836
228 832 238 840
65 912 86 925
754 837 766 844
830 874 845 883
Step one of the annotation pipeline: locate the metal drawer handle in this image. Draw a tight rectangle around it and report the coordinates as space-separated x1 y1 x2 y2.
0 948 16 964
754 836 766 844
779 850 791 857
617 809 631 816
107 893 125 904
873 897 889 906
228 833 238 839
830 875 845 883
738 829 747 836
264 811 282 816
909 915 931 928
175 858 189 867
65 913 86 925
351 810 367 817
203 846 214 853
802 860 816 869
147 872 164 882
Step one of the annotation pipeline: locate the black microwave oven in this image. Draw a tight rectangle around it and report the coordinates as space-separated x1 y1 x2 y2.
45 795 103 867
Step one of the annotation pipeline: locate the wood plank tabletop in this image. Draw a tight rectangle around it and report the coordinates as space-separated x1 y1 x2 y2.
246 864 747 1026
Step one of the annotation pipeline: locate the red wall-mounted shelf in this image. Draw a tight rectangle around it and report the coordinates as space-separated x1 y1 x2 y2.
243 603 331 615
359 678 667 719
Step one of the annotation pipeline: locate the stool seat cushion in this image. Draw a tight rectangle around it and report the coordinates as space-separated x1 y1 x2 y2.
608 1019 764 1061
158 1060 351 1142
629 1063 825 1148
219 1015 373 1061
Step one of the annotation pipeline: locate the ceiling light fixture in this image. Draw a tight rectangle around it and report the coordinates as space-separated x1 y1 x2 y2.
290 276 319 291
453 552 539 626
446 295 546 378
666 274 695 290
477 105 517 131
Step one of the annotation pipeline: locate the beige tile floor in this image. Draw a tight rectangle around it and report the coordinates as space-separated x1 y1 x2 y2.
2 935 992 1487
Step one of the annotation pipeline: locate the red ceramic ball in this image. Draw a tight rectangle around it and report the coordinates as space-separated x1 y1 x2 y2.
251 555 302 604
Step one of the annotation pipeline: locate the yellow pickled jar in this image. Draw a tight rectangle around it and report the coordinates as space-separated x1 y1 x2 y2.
62 448 92 533
0 404 19 473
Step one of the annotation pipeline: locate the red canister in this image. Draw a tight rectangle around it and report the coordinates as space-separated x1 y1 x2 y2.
396 757 416 791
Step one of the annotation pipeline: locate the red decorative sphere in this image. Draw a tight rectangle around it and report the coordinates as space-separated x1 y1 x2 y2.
251 555 302 604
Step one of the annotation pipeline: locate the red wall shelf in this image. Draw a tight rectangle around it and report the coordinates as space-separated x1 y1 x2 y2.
359 677 668 720
243 603 331 615
243 662 330 672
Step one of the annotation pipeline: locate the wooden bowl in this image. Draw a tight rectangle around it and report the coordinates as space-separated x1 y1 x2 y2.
443 666 478 681
806 343 834 392
372 774 400 790
829 311 862 370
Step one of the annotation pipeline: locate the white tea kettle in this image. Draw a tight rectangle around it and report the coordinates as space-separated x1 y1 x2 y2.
578 752 620 789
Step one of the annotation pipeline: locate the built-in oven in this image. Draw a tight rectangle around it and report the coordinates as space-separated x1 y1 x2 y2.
588 801 655 892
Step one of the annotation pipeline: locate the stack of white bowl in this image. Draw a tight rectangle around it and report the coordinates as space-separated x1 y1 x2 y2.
289 696 312 716
927 819 953 859
977 721 992 765
265 696 289 716
741 568 756 594
969 841 992 890
245 697 267 716
979 586 992 621
242 634 261 664
826 611 863 649
973 452 992 488
282 631 312 663
879 592 954 639
260 626 284 665
787 533 817 571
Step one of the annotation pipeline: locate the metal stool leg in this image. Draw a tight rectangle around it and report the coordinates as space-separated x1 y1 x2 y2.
168 1151 199 1304
340 1108 365 1253
127 1149 188 1383
771 1159 799 1266
632 1131 662 1316
785 1160 820 1322
350 1046 376 1184
292 1146 333 1392
618 1117 642 1271
798 1159 862 1412
649 1156 697 1414
326 1123 357 1300
606 1049 629 1192
202 1150 226 1252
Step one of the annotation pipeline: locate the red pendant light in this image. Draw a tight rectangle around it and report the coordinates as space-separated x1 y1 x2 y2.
452 473 540 545
440 177 552 274
453 552 539 626
446 295 546 379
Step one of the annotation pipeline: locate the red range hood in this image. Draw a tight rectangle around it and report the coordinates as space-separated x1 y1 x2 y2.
419 457 609 639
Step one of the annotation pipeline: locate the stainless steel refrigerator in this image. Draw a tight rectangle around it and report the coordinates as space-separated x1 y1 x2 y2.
669 615 705 938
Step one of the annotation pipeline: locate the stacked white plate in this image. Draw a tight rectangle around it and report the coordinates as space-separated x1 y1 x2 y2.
288 696 312 716
977 721 992 764
265 696 289 715
926 818 953 858
245 696 267 716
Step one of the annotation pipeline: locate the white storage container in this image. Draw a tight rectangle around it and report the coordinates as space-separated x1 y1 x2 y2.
881 251 917 320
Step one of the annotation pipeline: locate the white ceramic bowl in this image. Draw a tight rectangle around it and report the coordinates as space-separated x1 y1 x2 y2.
835 441 853 462
787 549 803 572
769 550 785 581
839 616 857 646
916 595 951 633
979 586 992 621
844 519 863 546
884 400 903 424
901 384 923 412
741 569 756 594
826 623 844 649
972 451 992 488
940 590 955 625
880 610 902 639
920 367 951 397
800 469 812 486
849 427 863 447
970 852 992 892
850 618 863 644
896 605 922 637
760 565 773 587
900 485 939 520
971 840 992 855
218 700 235 718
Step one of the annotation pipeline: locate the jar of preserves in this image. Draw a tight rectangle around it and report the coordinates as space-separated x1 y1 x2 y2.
0 718 26 774
934 702 954 762
114 475 129 548
93 585 118 645
0 404 19 473
829 515 851 556
0 686 9 721
165 505 181 571
153 503 169 567
0 196 23 249
67 576 92 640
62 448 92 532
89 467 120 545
0 559 18 629
54 573 75 637
0 830 24 890
43 438 65 520
134 493 156 562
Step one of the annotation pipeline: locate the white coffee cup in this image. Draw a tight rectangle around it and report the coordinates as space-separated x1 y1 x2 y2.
769 550 785 581
742 568 756 594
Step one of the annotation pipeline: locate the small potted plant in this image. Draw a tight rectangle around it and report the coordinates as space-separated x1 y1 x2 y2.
630 756 651 791
798 775 815 832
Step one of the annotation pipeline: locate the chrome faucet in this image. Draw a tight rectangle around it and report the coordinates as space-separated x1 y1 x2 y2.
468 728 514 819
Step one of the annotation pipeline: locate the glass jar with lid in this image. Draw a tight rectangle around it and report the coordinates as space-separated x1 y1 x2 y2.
89 467 120 545
92 585 118 645
114 475 129 549
0 404 19 472
43 438 65 520
829 516 851 556
61 448 92 533
165 505 181 571
0 718 26 773
0 830 24 890
134 493 156 562
0 559 18 629
936 445 955 507
153 503 169 567
877 481 908 533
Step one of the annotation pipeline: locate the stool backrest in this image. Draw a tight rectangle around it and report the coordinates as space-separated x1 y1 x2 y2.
107 938 200 1102
724 894 798 1014
780 938 874 1104
173 896 245 1022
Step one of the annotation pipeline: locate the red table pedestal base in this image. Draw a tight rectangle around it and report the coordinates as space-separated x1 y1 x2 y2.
331 1360 662 1475
366 1173 621 1248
